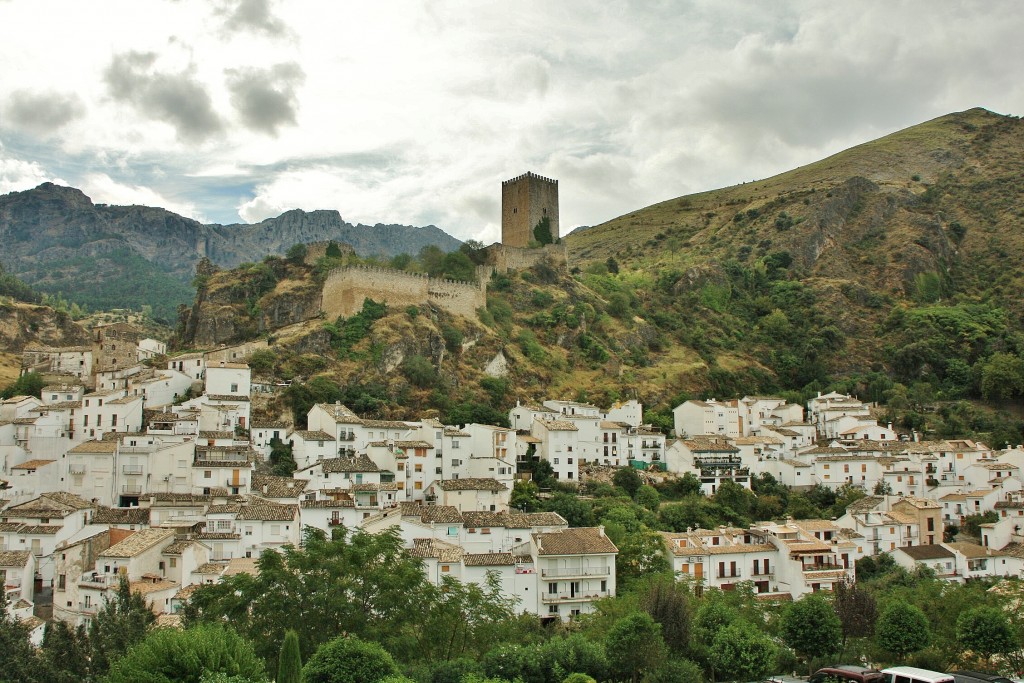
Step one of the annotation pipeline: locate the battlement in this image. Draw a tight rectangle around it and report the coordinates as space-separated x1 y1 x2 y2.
502 171 558 187
321 265 487 320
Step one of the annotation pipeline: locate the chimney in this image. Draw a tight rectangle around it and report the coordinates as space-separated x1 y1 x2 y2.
537 536 543 551
598 525 605 538
262 484 268 495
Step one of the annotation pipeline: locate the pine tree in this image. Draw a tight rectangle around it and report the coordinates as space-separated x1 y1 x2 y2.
278 629 302 683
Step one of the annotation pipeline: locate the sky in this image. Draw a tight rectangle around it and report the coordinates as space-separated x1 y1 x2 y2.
0 1 1022 244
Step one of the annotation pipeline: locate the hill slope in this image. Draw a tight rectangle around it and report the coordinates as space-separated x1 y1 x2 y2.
0 183 462 320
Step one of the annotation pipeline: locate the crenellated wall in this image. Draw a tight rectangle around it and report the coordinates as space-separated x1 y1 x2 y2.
483 243 568 272
321 265 487 320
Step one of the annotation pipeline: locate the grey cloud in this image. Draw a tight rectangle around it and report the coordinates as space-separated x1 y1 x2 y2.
218 0 288 37
3 90 84 134
225 62 305 135
104 51 223 143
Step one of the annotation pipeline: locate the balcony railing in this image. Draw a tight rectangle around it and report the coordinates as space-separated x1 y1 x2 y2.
77 602 99 614
121 485 142 495
328 519 344 526
78 573 119 589
540 566 610 578
338 433 356 441
225 480 247 488
542 590 611 603
69 465 86 475
122 465 143 474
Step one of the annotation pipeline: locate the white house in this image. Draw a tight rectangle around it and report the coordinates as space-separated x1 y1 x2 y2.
673 399 740 438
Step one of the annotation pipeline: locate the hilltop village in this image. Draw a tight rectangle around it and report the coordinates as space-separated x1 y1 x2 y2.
3 321 1023 639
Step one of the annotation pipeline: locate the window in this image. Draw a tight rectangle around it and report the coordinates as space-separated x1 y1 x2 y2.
441 565 450 573
415 464 422 472
204 471 212 479
452 441 460 449
170 557 177 568
548 582 558 594
230 383 238 393
58 574 66 589
111 414 117 426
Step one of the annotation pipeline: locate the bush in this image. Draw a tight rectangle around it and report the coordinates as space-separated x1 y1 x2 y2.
402 355 439 389
104 624 266 683
302 635 398 683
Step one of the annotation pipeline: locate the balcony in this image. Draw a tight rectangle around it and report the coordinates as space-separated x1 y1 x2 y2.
225 480 247 488
119 445 154 454
122 464 143 475
121 484 142 495
78 573 119 589
540 566 610 578
338 433 356 442
542 590 611 603
77 601 99 614
69 464 86 475
328 519 344 526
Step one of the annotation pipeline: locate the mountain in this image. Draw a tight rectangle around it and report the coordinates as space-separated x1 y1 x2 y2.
173 108 1024 445
0 183 462 320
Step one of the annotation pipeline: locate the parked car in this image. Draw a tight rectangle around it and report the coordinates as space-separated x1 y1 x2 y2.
811 665 885 683
949 671 1014 683
881 666 955 683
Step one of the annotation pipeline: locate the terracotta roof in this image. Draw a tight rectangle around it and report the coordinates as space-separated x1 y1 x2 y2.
945 541 992 559
539 420 578 431
92 507 151 525
898 496 942 510
397 502 464 525
409 538 464 563
130 579 178 596
897 544 955 560
316 455 381 474
998 542 1024 559
535 527 618 556
251 474 310 499
11 459 56 470
464 552 515 566
194 562 226 574
362 419 413 429
367 440 433 449
291 430 335 441
199 430 235 439
206 394 250 402
313 403 363 424
444 427 470 437
683 437 740 453
251 421 290 429
6 492 94 516
301 499 355 509
69 440 118 454
437 478 508 492
101 528 175 558
162 540 198 555
0 550 32 567
223 557 259 576
845 496 885 514
237 498 297 522
351 482 399 492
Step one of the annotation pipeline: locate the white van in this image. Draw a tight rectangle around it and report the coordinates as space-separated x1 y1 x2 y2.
882 667 955 683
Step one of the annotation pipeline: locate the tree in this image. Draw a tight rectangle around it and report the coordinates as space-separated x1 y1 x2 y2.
1 371 45 400
89 574 156 677
301 635 399 683
104 624 267 683
956 606 1016 663
605 613 666 683
875 600 930 658
269 438 297 477
278 629 303 683
286 243 308 264
833 580 878 654
710 621 776 683
0 588 40 683
606 257 619 274
614 526 672 591
644 577 692 656
980 352 1024 400
533 216 554 246
613 467 642 498
325 242 344 258
39 619 89 683
636 485 660 511
780 594 842 671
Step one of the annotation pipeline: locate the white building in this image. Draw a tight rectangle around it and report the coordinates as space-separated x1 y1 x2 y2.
673 399 740 438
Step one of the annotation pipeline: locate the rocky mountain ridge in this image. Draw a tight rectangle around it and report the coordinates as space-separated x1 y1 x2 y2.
0 183 462 319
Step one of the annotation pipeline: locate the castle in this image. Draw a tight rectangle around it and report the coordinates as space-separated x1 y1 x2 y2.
501 172 559 247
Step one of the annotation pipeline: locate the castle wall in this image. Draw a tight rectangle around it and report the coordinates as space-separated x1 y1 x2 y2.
484 243 568 273
321 266 485 320
501 172 559 247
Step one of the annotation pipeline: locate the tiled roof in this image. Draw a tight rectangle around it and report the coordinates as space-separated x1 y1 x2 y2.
351 482 399 492
317 455 381 474
7 492 95 516
194 562 225 575
314 403 363 424
444 427 470 437
397 502 464 525
539 420 578 431
291 430 335 441
409 538 464 563
130 579 179 596
0 550 32 567
101 528 175 558
199 431 235 439
897 544 955 560
362 419 413 429
525 512 568 527
92 507 151 525
464 552 515 566
237 498 297 522
251 421 290 429
437 478 508 492
223 557 259 577
898 496 942 510
683 437 740 453
367 440 433 450
11 459 56 470
69 440 118 454
206 394 251 402
535 527 618 556
252 474 310 498
163 540 198 555
300 499 355 509
946 541 991 559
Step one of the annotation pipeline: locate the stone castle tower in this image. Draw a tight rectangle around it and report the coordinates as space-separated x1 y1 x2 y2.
501 172 559 248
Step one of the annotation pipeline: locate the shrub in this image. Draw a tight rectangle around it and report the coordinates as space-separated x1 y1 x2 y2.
301 635 399 683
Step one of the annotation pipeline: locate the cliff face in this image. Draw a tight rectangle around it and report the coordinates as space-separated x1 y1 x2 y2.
0 183 462 319
0 301 90 352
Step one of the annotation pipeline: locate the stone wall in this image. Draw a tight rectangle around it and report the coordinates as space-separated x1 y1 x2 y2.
321 266 486 320
483 243 569 272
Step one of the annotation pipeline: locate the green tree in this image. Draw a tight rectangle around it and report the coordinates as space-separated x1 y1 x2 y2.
402 355 439 389
613 467 642 498
0 588 41 683
533 216 554 246
875 600 930 658
980 352 1024 400
644 577 693 656
301 635 398 683
635 485 660 511
780 594 842 671
269 438 297 477
278 629 303 683
605 613 667 683
89 574 156 677
326 242 343 258
956 606 1016 663
104 624 267 683
286 243 308 264
1 371 46 400
39 619 89 683
833 579 878 654
709 621 776 682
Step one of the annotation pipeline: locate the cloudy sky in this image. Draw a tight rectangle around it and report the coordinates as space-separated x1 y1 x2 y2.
0 1 1022 243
